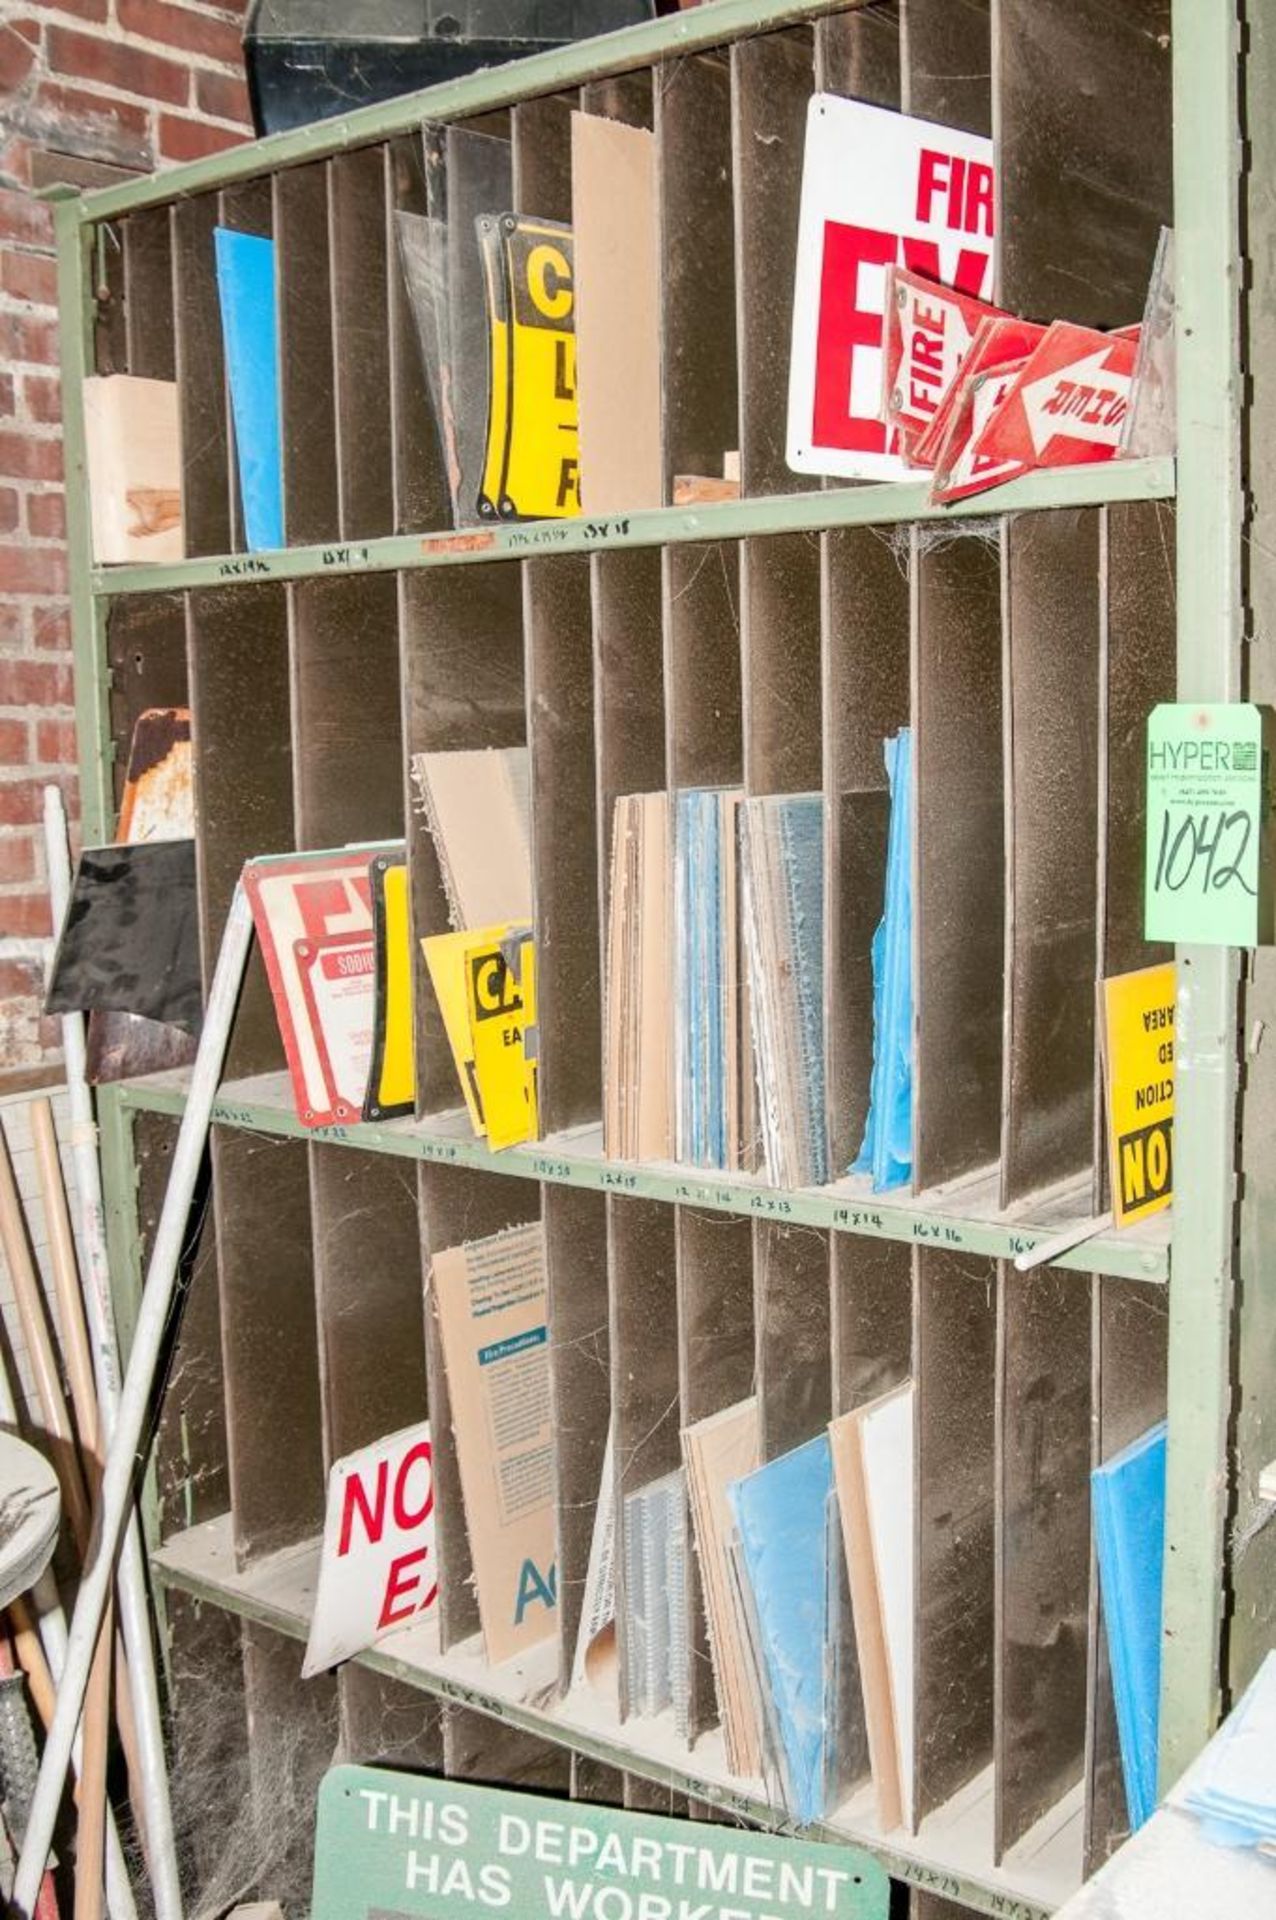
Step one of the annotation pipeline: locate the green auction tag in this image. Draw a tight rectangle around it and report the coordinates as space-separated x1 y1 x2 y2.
1145 703 1274 946
312 1765 889 1920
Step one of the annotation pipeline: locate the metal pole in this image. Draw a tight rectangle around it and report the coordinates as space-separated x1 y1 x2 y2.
11 885 253 1920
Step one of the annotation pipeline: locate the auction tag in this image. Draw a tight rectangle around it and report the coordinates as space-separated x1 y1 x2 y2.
303 1425 437 1677
1145 704 1274 946
787 95 996 480
312 1767 890 1920
1099 964 1175 1228
244 846 397 1127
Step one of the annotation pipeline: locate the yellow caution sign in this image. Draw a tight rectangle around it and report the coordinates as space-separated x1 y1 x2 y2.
421 922 514 1136
363 853 415 1121
477 214 579 522
1099 963 1175 1227
466 927 538 1150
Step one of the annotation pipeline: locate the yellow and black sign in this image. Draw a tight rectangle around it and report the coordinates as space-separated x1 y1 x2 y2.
466 927 539 1151
1099 962 1175 1227
477 214 579 523
362 852 415 1121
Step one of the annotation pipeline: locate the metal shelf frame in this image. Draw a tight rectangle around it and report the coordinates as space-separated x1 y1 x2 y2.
52 0 1252 1908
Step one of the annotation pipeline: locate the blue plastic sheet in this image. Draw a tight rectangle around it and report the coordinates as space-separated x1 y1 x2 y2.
1183 1651 1276 1849
728 1434 832 1825
214 227 284 552
1093 1420 1167 1831
853 729 913 1190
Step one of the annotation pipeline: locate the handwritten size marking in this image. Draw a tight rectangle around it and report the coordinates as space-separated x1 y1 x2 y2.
419 1142 460 1164
320 544 371 569
600 1168 638 1192
217 557 269 578
833 1206 885 1231
912 1219 965 1246
213 1104 256 1126
531 1156 571 1181
749 1193 794 1218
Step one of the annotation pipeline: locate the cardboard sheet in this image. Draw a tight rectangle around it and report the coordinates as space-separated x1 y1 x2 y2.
571 113 661 514
431 1222 557 1666
604 792 671 1161
681 1398 762 1779
410 747 532 931
83 374 183 565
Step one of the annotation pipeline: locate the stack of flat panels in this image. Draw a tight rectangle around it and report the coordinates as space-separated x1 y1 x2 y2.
673 788 746 1170
622 1469 691 1739
603 793 671 1160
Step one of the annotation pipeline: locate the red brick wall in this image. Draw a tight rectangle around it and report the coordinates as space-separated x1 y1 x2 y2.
0 1 253 1075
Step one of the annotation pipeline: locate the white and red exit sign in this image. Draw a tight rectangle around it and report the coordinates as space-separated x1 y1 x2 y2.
786 96 997 480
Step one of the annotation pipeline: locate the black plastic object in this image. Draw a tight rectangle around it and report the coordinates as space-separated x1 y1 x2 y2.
244 0 656 136
45 840 203 1034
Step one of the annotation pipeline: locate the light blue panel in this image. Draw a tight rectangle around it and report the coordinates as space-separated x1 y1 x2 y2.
1093 1419 1167 1831
853 728 913 1191
729 1433 832 1825
214 226 284 552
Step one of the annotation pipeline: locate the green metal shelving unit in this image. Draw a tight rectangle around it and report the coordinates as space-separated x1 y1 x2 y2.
48 0 1267 1913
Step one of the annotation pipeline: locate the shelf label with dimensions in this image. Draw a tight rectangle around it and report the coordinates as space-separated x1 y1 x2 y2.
787 95 996 481
1145 703 1275 946
313 1767 889 1920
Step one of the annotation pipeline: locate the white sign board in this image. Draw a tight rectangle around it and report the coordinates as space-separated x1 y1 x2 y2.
303 1423 438 1677
786 95 997 480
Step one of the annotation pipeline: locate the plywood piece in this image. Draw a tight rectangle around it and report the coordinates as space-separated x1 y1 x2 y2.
656 54 737 497
329 146 393 541
913 536 1004 1192
83 374 182 564
573 113 661 515
311 1148 426 1467
1001 511 1101 1207
914 1246 996 1825
732 29 815 496
682 1396 761 1776
995 0 1170 322
995 1264 1091 1859
525 556 601 1134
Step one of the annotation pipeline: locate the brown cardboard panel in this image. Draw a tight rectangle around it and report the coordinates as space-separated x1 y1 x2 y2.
913 535 1004 1192
544 1184 610 1694
994 1264 1091 1859
311 1148 427 1467
914 1246 996 1825
901 0 990 132
741 534 822 795
329 146 394 542
995 0 1170 322
1001 510 1101 1208
609 1194 680 1716
1084 1277 1168 1873
732 29 815 496
171 194 232 557
663 542 742 791
141 1110 228 1536
420 1162 541 1651
513 93 574 221
386 135 450 534
573 112 661 516
677 1206 755 1737
106 593 188 814
215 1129 323 1565
656 53 737 497
186 584 293 1081
823 527 909 1169
525 556 602 1134
291 573 403 852
401 562 526 1114
816 2 901 102
241 1624 339 1907
275 161 340 547
443 1703 571 1789
123 205 175 380
339 1666 445 1769
754 1221 831 1463
830 1233 912 1419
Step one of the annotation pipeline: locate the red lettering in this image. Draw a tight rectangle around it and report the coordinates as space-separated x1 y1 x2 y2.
900 237 991 298
946 156 966 231
966 162 995 238
812 221 897 453
338 1460 388 1556
915 148 950 223
392 1441 435 1530
377 1546 436 1629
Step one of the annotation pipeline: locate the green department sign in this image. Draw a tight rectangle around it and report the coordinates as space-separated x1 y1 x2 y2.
313 1765 889 1920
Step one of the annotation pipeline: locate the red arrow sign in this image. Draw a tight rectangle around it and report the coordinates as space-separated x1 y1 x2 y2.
881 265 1009 458
971 320 1139 470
